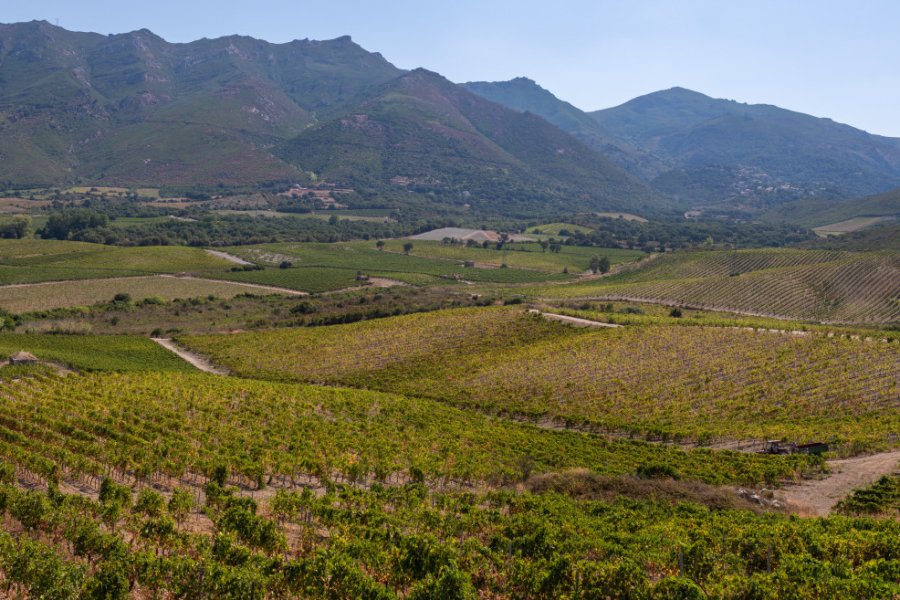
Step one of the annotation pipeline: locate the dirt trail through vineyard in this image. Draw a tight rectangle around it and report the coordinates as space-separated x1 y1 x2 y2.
528 309 621 328
152 338 230 375
776 450 900 516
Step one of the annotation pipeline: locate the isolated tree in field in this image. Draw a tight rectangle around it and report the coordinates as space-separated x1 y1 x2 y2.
598 256 611 274
376 240 385 251
589 255 600 274
539 240 549 253
403 242 414 255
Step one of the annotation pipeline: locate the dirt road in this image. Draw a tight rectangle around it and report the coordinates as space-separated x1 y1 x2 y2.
152 338 230 375
776 450 900 516
528 309 621 328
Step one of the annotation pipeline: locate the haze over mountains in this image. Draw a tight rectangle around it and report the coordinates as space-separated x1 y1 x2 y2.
3 20 900 220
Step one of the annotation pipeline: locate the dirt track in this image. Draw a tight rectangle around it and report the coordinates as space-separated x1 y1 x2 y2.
152 338 229 375
528 309 621 328
776 450 900 516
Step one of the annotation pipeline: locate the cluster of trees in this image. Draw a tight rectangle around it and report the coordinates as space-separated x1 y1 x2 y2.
0 215 31 239
542 217 815 251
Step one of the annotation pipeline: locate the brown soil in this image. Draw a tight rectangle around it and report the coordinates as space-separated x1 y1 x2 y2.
776 450 900 516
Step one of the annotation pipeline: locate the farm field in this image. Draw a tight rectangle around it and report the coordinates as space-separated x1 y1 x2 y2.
0 239 233 285
217 242 574 290
0 334 196 372
813 216 895 236
0 371 813 488
371 239 643 273
12 286 484 336
183 306 900 450
2 467 896 598
0 275 297 312
523 248 900 324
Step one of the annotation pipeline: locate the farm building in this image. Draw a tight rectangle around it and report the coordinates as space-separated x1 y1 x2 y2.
8 351 38 365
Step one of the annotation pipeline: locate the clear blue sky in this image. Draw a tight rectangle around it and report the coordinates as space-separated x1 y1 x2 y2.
5 1 899 136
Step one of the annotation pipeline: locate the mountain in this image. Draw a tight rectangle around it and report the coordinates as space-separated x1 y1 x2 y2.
0 21 659 216
0 21 402 186
464 77 663 180
468 79 900 212
592 88 900 207
278 70 661 216
762 186 900 228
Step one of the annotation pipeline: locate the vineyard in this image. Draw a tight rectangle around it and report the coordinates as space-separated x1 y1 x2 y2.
183 307 900 449
0 239 233 285
0 476 896 598
0 275 296 313
0 334 196 372
525 249 900 324
0 246 897 596
0 371 813 489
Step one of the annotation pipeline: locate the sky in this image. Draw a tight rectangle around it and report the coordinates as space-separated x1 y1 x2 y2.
4 0 900 136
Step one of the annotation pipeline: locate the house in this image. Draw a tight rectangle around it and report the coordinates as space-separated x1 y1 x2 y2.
8 351 38 365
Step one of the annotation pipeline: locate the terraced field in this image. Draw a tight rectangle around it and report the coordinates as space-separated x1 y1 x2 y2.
183 307 900 448
527 249 900 324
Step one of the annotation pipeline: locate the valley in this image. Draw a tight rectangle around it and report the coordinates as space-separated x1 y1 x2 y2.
0 16 896 599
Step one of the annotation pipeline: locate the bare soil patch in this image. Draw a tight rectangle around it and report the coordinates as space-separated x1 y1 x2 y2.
776 450 900 516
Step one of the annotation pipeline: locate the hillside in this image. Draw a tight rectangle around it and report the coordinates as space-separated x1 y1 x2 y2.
528 249 900 324
592 87 900 206
0 21 402 186
464 77 663 179
0 21 663 217
278 69 662 216
762 186 900 229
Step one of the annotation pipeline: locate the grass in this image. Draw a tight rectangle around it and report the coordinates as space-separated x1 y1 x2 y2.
0 334 196 372
0 275 295 312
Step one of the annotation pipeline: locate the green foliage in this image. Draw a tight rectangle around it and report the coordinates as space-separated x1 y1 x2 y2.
183 307 899 450
0 333 196 372
41 208 109 240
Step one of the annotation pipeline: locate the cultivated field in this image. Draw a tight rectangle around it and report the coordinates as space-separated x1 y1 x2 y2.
0 239 233 285
183 306 900 449
526 249 900 324
0 275 297 312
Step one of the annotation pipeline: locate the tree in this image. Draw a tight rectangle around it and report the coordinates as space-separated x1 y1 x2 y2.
41 208 108 240
589 256 600 274
598 256 611 274
376 240 385 251
403 242 414 255
539 240 549 253
0 215 31 239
